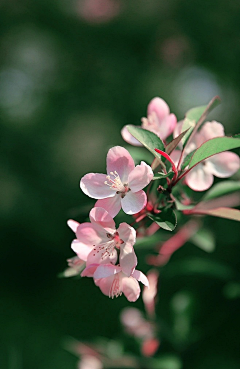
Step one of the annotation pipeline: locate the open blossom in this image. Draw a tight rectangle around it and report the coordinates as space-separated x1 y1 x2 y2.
82 264 149 302
172 121 240 191
68 207 137 277
80 146 153 217
121 97 177 146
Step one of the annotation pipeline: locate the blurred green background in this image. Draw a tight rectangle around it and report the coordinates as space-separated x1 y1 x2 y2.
1 1 240 368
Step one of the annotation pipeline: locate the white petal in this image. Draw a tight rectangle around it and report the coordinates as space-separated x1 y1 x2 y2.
67 219 80 233
107 146 135 183
94 264 121 279
121 125 143 146
122 275 140 302
206 152 240 178
185 165 214 191
132 270 149 287
71 239 93 261
121 190 147 214
128 161 153 192
95 196 122 218
80 173 115 199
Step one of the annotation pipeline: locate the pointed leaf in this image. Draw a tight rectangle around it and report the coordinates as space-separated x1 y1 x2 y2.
188 136 240 169
126 125 165 158
180 149 196 170
202 181 240 201
165 129 190 155
148 208 177 231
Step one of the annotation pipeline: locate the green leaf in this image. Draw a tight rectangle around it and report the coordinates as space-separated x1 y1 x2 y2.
180 149 196 170
233 133 240 139
165 129 189 155
190 228 215 252
188 136 240 169
202 181 240 201
181 96 221 146
124 145 153 165
126 125 165 158
148 208 177 231
153 171 174 180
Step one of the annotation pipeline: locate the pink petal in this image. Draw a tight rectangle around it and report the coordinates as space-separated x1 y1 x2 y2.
80 173 115 199
121 125 143 146
199 121 225 141
156 114 177 140
71 239 93 261
132 270 149 287
95 274 116 296
128 162 153 192
173 120 183 140
76 222 102 246
95 195 122 218
81 263 99 277
94 264 121 279
86 245 117 267
147 97 170 121
119 243 137 277
118 222 137 276
67 219 80 233
170 150 181 167
89 207 116 232
162 113 177 138
121 190 147 214
117 222 136 245
122 275 140 302
185 165 214 191
107 146 135 183
206 152 240 178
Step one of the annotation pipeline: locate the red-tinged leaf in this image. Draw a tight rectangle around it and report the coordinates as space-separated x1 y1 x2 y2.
184 207 240 221
155 149 178 181
165 129 189 155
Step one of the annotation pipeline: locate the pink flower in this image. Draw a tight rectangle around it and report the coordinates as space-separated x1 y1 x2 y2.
121 97 177 145
185 121 240 191
172 121 240 191
80 146 153 217
82 264 149 302
68 207 137 276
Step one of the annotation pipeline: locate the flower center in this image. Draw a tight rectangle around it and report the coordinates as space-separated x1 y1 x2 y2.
109 273 122 299
104 171 130 197
92 232 124 260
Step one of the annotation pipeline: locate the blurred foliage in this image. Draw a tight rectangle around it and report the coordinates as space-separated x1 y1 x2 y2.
1 0 240 368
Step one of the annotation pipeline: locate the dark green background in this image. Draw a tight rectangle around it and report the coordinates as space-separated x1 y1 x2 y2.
1 1 240 368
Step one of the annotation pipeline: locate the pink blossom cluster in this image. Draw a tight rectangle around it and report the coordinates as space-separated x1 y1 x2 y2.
65 96 240 302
